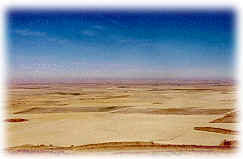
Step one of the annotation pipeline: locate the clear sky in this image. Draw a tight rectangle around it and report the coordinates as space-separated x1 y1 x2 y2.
8 9 235 81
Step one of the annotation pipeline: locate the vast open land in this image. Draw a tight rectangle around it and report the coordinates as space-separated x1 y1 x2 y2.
5 80 238 153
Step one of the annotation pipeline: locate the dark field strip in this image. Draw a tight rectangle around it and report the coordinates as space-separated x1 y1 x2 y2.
112 108 233 115
50 92 82 95
13 87 51 89
14 106 233 115
194 127 238 135
147 88 217 92
5 118 28 122
14 106 128 114
7 141 237 153
210 112 237 123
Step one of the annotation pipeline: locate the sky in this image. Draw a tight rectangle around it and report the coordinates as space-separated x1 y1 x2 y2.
7 9 235 81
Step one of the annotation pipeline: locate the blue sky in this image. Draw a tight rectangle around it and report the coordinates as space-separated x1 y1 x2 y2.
8 9 235 81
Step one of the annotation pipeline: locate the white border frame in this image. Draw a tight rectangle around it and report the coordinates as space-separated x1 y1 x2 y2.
0 0 241 159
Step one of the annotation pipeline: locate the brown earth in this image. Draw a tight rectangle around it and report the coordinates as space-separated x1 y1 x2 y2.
13 106 128 114
5 118 28 123
6 81 238 152
7 141 237 153
210 112 238 123
194 127 238 135
112 108 233 115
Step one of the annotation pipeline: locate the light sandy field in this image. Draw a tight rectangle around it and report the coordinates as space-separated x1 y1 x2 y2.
5 80 238 153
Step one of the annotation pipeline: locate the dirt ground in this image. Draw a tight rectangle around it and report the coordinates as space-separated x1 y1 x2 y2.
6 80 238 152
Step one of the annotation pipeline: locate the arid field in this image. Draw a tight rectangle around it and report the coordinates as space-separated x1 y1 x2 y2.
6 80 238 153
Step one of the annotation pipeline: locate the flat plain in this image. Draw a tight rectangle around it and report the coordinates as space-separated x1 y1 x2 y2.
6 80 238 153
